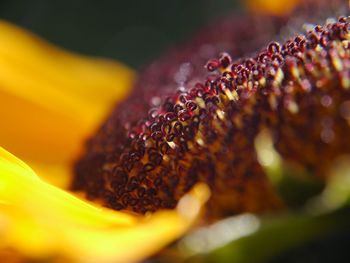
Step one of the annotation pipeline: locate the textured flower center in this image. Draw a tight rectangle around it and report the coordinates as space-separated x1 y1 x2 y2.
73 16 350 218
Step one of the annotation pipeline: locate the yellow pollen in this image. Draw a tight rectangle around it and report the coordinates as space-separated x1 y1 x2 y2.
167 141 176 149
287 100 299 114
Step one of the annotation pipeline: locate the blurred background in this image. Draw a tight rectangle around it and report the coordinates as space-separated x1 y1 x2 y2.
0 0 239 68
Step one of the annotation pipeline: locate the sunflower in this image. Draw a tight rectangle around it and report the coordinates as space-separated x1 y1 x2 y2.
1 1 350 263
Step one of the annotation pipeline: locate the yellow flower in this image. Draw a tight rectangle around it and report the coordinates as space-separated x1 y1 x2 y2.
0 21 210 262
247 0 300 16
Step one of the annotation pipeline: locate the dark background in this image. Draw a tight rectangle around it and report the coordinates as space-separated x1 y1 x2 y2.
0 0 240 68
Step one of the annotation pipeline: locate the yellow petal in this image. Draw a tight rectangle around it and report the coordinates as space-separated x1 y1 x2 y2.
0 147 210 262
0 20 135 186
246 0 300 16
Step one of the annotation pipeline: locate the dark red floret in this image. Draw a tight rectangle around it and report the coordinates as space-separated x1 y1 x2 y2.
73 5 350 219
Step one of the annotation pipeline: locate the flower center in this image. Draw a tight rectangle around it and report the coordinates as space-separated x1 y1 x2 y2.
73 16 350 218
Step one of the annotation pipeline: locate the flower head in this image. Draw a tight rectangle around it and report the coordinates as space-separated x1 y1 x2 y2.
73 7 350 219
1 0 350 262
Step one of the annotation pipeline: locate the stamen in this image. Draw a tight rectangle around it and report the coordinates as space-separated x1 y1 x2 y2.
73 16 350 218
